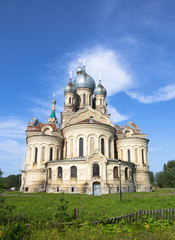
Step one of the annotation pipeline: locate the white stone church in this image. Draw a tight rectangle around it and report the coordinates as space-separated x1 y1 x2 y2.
20 61 151 195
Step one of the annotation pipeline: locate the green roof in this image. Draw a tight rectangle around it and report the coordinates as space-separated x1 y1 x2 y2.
50 110 56 119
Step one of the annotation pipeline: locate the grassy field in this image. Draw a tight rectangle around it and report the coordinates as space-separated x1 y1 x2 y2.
1 190 175 239
4 189 175 223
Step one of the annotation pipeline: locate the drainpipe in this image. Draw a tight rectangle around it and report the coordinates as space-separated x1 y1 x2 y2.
133 164 137 192
44 163 48 192
106 161 110 194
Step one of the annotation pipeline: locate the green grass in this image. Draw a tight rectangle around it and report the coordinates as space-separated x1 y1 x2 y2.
4 190 175 223
1 190 175 239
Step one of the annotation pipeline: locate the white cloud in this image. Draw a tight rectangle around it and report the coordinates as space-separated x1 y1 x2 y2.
108 105 128 123
0 117 27 176
126 84 175 103
0 117 26 139
149 147 161 151
68 46 133 96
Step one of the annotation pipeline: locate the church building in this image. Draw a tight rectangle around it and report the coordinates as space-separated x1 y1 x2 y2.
20 60 151 195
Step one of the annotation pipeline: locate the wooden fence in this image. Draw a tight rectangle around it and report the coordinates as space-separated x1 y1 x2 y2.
74 208 175 226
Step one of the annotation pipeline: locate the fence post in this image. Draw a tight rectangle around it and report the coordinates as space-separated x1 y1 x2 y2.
162 209 165 220
74 208 78 221
139 209 143 222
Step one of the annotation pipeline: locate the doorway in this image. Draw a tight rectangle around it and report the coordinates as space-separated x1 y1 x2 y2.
93 182 101 196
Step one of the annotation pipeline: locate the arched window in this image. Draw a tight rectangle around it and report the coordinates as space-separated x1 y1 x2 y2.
113 166 118 178
101 138 105 155
125 167 128 179
100 99 102 105
57 167 62 178
79 138 83 157
142 149 144 164
35 148 38 163
41 147 45 162
128 149 131 162
48 168 52 179
89 94 91 105
90 137 94 154
83 94 86 105
69 97 71 104
71 166 77 178
57 148 59 160
135 148 138 163
109 139 112 157
93 164 99 177
50 148 53 161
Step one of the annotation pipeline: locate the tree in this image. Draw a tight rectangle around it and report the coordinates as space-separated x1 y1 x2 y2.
5 174 21 190
156 160 175 188
0 169 5 191
149 171 155 185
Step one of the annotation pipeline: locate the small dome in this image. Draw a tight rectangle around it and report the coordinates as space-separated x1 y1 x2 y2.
73 69 96 90
94 83 107 96
76 67 83 75
64 81 76 94
52 99 56 104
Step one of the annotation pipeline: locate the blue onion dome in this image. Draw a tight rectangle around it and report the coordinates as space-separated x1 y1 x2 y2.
73 68 96 90
94 82 107 96
64 81 76 94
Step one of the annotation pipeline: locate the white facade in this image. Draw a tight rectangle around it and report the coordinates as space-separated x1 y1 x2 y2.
21 64 151 194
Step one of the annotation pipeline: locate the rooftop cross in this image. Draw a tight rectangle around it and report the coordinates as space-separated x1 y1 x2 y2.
78 58 82 66
69 70 72 81
82 58 86 69
99 72 102 83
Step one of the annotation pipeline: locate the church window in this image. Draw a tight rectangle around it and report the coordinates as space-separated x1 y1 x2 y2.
69 97 71 104
50 148 53 161
125 167 128 179
71 166 77 178
83 94 86 105
128 149 131 162
57 167 62 178
48 168 52 179
71 187 74 192
113 166 118 178
79 138 83 157
101 138 105 155
90 137 94 154
142 149 144 164
93 164 99 177
34 148 38 163
89 94 91 105
109 139 112 157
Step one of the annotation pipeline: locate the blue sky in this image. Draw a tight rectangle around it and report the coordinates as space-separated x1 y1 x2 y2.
1 0 175 176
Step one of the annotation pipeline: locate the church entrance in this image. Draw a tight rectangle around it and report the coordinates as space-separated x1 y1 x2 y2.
93 182 101 196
